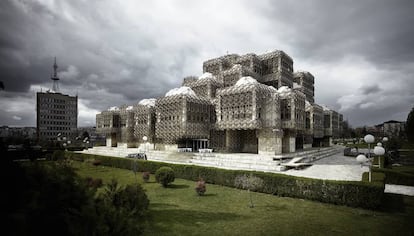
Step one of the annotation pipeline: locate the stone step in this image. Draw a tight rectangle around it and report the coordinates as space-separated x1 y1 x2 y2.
190 159 279 171
80 146 343 173
189 147 342 172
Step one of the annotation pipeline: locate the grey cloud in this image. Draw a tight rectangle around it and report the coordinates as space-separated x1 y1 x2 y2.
259 0 414 66
360 85 381 94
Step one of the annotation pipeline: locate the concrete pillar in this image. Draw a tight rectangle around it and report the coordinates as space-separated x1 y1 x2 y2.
106 137 112 147
282 130 296 153
289 137 296 153
258 129 283 155
225 130 238 152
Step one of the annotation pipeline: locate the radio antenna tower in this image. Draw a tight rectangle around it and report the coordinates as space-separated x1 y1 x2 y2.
51 57 60 92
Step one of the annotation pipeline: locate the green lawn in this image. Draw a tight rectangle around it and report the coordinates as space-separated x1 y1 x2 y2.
74 162 414 236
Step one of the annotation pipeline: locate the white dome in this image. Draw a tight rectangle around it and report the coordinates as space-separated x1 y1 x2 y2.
277 86 292 98
198 72 215 80
235 76 258 86
108 106 119 111
165 86 197 97
138 98 156 107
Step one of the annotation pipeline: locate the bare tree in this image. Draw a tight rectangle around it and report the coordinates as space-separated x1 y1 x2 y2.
234 174 264 208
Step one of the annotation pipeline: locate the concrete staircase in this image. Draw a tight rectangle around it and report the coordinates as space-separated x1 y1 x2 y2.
190 146 343 172
80 146 343 173
274 146 343 163
80 147 195 164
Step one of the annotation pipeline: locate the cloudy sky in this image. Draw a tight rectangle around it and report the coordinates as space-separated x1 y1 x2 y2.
1 0 413 127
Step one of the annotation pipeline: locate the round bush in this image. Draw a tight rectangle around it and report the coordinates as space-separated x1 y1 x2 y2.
155 167 175 187
195 178 206 196
142 171 150 183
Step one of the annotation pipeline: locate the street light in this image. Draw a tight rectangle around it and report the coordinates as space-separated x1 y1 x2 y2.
374 144 385 168
142 136 148 153
364 134 375 160
382 137 388 154
356 154 372 182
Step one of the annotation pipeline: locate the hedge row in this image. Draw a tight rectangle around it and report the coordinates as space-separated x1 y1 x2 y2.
67 152 385 209
373 168 414 186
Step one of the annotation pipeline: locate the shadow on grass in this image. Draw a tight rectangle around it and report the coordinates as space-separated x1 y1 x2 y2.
200 193 217 197
168 184 190 189
150 203 179 208
146 209 245 234
380 193 406 213
255 204 288 211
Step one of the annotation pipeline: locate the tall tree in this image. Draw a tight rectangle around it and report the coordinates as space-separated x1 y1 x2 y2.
406 107 414 143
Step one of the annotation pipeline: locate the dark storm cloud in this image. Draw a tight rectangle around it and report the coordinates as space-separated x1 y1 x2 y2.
260 0 414 66
0 0 204 120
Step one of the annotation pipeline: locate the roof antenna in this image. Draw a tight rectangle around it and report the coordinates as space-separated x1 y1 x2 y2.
51 57 60 92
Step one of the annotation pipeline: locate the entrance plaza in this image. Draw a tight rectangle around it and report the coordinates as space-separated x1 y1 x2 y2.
80 145 361 181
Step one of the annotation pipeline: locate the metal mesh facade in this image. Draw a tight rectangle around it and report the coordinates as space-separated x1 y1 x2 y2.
134 104 155 143
155 94 213 144
308 103 324 138
293 71 315 103
216 82 280 130
203 50 294 89
280 90 306 131
183 75 223 99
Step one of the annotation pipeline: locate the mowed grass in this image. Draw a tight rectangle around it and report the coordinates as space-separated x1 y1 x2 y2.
74 162 414 236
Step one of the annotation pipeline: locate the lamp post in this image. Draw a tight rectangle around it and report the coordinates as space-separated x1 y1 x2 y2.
382 136 388 154
356 154 370 182
364 134 375 160
363 134 375 182
142 136 148 153
374 144 385 168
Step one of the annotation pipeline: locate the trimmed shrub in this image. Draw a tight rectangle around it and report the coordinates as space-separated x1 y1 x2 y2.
374 168 414 186
142 171 150 183
67 152 385 209
155 167 175 187
51 150 65 161
92 159 102 167
195 178 206 196
85 177 103 189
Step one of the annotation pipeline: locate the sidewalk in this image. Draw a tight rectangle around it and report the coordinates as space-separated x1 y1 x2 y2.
384 184 414 196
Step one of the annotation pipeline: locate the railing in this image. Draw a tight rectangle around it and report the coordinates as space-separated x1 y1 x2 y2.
198 148 213 153
177 148 193 152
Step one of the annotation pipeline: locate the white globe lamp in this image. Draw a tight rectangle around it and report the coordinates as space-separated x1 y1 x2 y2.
364 134 375 144
356 153 372 182
142 136 148 153
364 134 375 160
374 145 385 168
356 154 368 164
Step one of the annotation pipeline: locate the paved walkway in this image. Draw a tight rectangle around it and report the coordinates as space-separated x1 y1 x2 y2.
384 184 414 196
